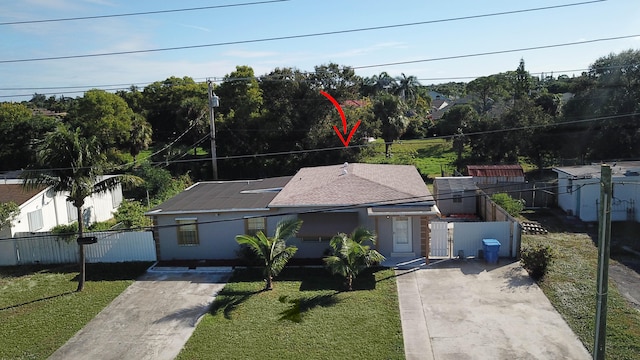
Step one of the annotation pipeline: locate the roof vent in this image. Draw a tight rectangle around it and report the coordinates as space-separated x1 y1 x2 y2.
341 162 349 175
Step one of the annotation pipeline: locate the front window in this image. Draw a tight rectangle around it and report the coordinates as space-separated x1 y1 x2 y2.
246 217 266 236
176 218 199 246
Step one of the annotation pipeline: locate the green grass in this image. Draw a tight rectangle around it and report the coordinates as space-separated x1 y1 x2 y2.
360 138 461 180
522 233 640 359
177 267 404 360
0 262 151 360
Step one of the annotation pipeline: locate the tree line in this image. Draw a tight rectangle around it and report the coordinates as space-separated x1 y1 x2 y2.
2 49 640 183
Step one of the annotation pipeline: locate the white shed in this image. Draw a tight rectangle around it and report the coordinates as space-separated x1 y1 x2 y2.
554 162 640 222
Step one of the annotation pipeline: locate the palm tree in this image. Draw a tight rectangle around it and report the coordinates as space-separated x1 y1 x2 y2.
236 218 302 290
128 114 153 164
395 73 421 103
372 93 409 157
324 227 385 291
22 125 141 292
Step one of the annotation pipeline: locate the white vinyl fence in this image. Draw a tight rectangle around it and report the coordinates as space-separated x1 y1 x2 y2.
0 231 156 266
430 221 518 259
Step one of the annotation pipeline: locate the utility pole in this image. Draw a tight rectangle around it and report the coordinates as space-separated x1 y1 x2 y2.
207 79 220 180
593 164 612 360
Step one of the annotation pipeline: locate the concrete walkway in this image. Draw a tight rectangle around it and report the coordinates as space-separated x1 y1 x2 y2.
49 269 231 360
395 259 591 360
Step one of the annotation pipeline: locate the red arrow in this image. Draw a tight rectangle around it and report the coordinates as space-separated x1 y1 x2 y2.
320 90 361 148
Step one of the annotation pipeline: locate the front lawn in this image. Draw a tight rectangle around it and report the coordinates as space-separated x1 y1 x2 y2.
0 262 151 360
522 233 640 359
177 267 404 360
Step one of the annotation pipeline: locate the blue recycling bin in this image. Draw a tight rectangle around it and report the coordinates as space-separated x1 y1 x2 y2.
482 239 501 264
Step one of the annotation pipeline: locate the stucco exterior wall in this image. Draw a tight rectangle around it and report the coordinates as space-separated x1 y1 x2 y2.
154 210 284 260
152 206 422 261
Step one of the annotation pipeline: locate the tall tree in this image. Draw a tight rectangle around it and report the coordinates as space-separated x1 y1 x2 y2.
372 93 409 157
22 125 141 292
362 71 397 96
236 218 302 290
66 89 136 151
395 73 420 102
0 103 57 171
215 66 266 178
128 113 153 163
323 227 385 291
564 50 640 159
467 76 502 114
141 76 208 145
514 58 532 101
309 63 362 101
440 105 477 166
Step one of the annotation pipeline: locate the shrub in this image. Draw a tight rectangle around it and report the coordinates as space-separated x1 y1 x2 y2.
51 222 78 242
114 200 152 228
520 243 555 280
235 244 262 266
491 193 525 217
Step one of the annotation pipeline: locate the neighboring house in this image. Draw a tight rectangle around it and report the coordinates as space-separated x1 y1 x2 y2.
467 165 525 184
0 177 123 238
146 163 440 261
554 161 640 222
433 177 477 217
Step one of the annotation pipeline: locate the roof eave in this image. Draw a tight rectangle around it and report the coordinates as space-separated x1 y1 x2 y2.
145 208 272 216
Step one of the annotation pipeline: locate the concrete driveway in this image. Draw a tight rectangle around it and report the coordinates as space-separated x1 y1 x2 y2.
49 269 231 360
396 259 591 360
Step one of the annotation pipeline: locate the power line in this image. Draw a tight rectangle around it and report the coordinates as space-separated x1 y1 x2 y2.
0 0 291 26
0 61 633 100
0 1 606 64
14 110 637 175
352 35 640 70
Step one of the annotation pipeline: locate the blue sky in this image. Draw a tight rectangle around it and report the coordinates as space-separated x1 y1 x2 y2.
1 0 639 101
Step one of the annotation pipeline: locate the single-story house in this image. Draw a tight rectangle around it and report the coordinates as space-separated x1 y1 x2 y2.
554 161 640 222
467 165 525 184
433 177 478 218
146 163 441 261
0 176 123 238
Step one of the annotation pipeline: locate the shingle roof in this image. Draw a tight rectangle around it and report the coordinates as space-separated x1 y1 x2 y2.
466 165 524 178
269 163 432 207
0 184 47 206
147 176 292 214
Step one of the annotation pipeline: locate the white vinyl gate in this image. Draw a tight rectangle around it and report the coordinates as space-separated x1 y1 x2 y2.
430 221 450 257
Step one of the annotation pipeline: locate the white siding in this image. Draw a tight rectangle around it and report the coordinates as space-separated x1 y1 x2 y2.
6 184 123 237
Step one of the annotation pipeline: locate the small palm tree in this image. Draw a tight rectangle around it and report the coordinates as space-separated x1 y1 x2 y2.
22 125 142 292
236 218 302 290
128 114 153 164
324 227 385 291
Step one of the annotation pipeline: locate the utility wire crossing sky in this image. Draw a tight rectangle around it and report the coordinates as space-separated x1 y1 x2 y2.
1 0 639 100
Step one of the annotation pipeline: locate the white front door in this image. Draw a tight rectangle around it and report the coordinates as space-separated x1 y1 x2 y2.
392 216 412 253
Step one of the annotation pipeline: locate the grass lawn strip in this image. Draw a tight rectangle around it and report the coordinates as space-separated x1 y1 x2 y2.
523 233 640 360
0 262 150 360
361 138 460 179
178 267 404 360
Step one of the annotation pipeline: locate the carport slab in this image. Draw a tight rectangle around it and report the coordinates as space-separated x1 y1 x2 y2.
49 271 231 360
396 260 591 359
